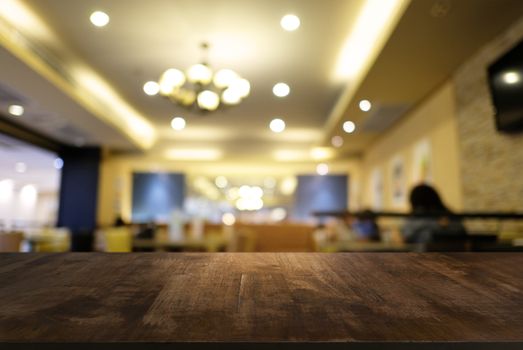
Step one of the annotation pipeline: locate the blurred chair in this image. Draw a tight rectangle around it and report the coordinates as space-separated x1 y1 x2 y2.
35 228 71 252
71 229 94 252
0 232 24 252
234 229 257 252
469 234 498 251
424 231 469 252
103 227 132 252
204 231 226 252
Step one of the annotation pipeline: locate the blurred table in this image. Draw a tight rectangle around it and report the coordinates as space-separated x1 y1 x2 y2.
1 253 522 349
133 234 229 252
318 239 412 252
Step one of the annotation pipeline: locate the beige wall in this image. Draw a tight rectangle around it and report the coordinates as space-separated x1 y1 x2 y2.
97 154 362 226
360 16 523 214
361 81 463 212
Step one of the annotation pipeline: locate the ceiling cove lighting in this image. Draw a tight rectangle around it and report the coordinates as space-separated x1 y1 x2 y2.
310 147 334 160
343 121 356 134
270 118 286 133
164 148 222 161
170 117 186 131
281 14 300 31
90 11 110 27
0 1 156 150
150 42 249 112
334 0 408 80
273 82 290 97
359 99 372 112
8 104 24 116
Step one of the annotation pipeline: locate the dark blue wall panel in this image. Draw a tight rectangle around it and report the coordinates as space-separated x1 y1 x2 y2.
57 147 100 246
132 172 185 223
293 175 348 219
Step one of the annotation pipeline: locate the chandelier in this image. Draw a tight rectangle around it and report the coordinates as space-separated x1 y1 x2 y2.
155 43 250 112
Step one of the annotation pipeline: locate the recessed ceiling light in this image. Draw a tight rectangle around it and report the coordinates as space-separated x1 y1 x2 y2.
359 99 372 112
316 163 329 176
143 81 160 96
8 105 24 116
343 121 356 134
15 162 27 173
280 14 300 31
270 118 286 133
171 117 186 131
331 135 344 148
90 11 110 27
273 82 290 97
503 71 520 85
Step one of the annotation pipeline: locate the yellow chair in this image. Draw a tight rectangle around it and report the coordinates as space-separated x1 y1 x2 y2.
103 227 132 252
35 228 71 252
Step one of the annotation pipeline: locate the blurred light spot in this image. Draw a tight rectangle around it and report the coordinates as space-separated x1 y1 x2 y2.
270 207 287 222
143 81 160 95
310 147 334 160
343 121 356 134
171 116 186 131
53 158 64 169
0 179 14 203
280 176 297 195
264 177 276 189
90 11 110 27
164 148 222 161
281 14 300 31
15 162 26 173
222 213 236 226
270 118 286 133
20 184 37 203
8 105 24 116
316 163 329 176
359 99 372 112
331 135 344 148
215 176 228 189
503 71 521 85
273 82 290 97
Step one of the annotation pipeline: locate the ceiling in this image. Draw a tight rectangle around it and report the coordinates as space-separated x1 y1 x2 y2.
1 0 523 162
326 0 523 143
16 0 365 159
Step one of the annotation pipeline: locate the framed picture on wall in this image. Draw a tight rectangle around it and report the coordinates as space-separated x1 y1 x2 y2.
371 168 384 211
412 139 433 184
390 155 407 207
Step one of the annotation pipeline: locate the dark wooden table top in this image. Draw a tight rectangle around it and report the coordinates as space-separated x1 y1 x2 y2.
1 253 522 349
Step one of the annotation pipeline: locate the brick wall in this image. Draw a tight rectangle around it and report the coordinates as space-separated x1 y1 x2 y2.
453 17 523 211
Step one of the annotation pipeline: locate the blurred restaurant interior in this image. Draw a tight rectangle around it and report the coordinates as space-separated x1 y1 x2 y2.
0 0 523 254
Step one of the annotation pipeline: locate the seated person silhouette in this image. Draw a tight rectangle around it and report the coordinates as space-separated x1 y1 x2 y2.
402 184 466 246
352 210 381 241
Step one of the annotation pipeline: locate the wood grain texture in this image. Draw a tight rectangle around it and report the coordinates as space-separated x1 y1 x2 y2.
0 253 522 347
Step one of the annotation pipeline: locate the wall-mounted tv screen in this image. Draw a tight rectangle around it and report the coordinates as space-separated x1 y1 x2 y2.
487 38 523 133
